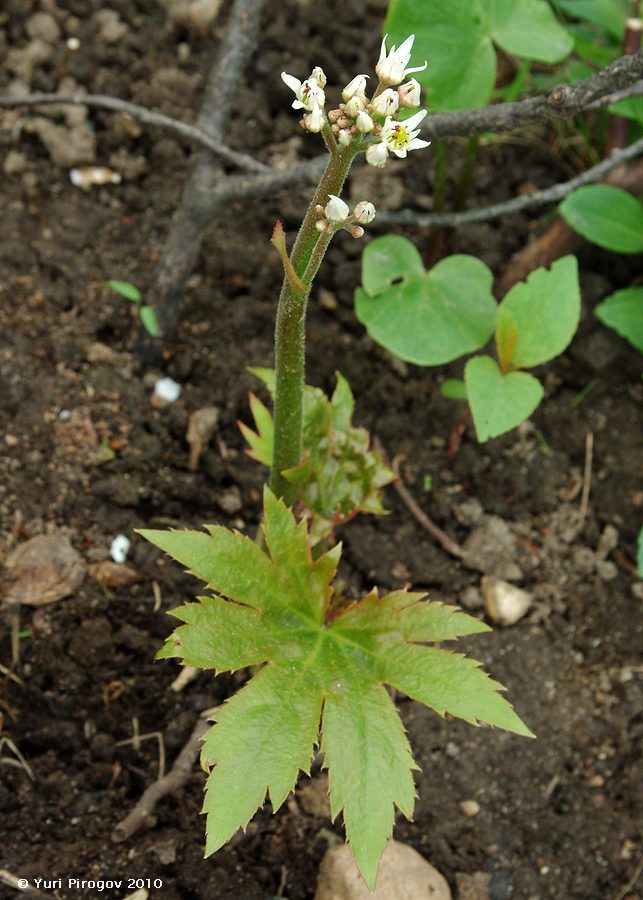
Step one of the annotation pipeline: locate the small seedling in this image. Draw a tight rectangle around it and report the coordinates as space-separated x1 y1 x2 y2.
107 279 158 337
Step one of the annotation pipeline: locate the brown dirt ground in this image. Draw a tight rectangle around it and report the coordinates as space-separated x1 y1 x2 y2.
1 2 641 899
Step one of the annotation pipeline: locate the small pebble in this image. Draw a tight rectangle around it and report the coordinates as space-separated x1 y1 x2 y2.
153 376 182 403
110 534 131 564
482 575 532 626
460 799 481 817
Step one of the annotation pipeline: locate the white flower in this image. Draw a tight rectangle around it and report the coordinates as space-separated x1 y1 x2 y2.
337 128 353 147
342 73 369 102
397 78 422 109
356 110 374 133
369 88 399 117
281 71 325 112
325 194 350 222
353 201 376 224
365 109 430 167
381 109 430 158
304 101 325 132
375 34 427 86
365 141 389 168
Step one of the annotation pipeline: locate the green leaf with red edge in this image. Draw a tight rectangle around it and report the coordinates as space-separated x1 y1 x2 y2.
141 489 533 889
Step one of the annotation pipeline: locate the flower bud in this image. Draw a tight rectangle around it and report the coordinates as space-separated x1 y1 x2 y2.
353 201 376 224
337 128 353 147
350 225 365 239
310 66 327 88
356 111 374 133
369 88 399 117
365 141 389 168
342 74 369 102
324 194 350 223
397 78 421 108
304 101 324 132
345 95 365 118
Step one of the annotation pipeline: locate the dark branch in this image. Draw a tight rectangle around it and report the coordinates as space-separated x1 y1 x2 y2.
0 92 270 173
375 136 643 228
423 53 643 140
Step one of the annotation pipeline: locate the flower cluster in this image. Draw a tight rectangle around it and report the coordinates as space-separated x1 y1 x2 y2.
316 195 376 238
281 33 430 167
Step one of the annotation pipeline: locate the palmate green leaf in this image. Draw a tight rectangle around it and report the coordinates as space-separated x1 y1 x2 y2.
496 256 581 369
465 355 544 442
143 489 532 889
384 0 572 110
356 237 497 365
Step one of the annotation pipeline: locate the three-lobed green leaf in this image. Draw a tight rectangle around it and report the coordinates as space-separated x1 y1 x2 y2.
356 236 497 365
141 489 533 889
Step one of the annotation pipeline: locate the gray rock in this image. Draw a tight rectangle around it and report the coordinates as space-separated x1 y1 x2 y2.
462 515 522 580
25 12 61 44
314 841 451 900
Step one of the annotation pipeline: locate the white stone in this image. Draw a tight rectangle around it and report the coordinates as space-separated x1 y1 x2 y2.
482 575 532 626
314 840 451 900
153 377 182 403
110 534 131 564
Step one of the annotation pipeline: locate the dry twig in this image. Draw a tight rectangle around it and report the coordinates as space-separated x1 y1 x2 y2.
374 438 464 560
112 714 209 842
376 137 643 228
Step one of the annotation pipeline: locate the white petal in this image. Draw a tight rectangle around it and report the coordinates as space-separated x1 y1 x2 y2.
356 111 374 133
403 108 428 131
365 141 389 168
325 194 350 222
281 71 301 93
407 137 431 152
404 60 428 77
396 34 415 67
378 34 389 64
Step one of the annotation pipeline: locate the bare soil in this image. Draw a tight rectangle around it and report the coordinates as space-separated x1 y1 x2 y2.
0 2 641 899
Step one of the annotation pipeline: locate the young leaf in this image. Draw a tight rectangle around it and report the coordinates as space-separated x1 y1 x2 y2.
465 355 544 442
240 371 395 543
559 185 643 254
139 305 158 337
107 279 142 303
356 244 497 365
440 378 467 400
142 489 532 889
496 256 581 369
595 286 643 353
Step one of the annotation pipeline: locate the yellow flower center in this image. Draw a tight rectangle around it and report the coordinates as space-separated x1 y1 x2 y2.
386 124 409 150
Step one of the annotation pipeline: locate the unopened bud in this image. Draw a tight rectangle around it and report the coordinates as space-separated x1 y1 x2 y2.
353 201 376 224
397 78 421 108
350 225 365 239
304 102 324 132
310 66 327 88
328 108 342 124
369 88 399 117
337 128 353 147
345 96 365 118
356 111 374 133
342 73 369 102
324 194 350 223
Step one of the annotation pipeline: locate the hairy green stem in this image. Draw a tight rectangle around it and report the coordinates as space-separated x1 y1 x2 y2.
270 139 359 504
